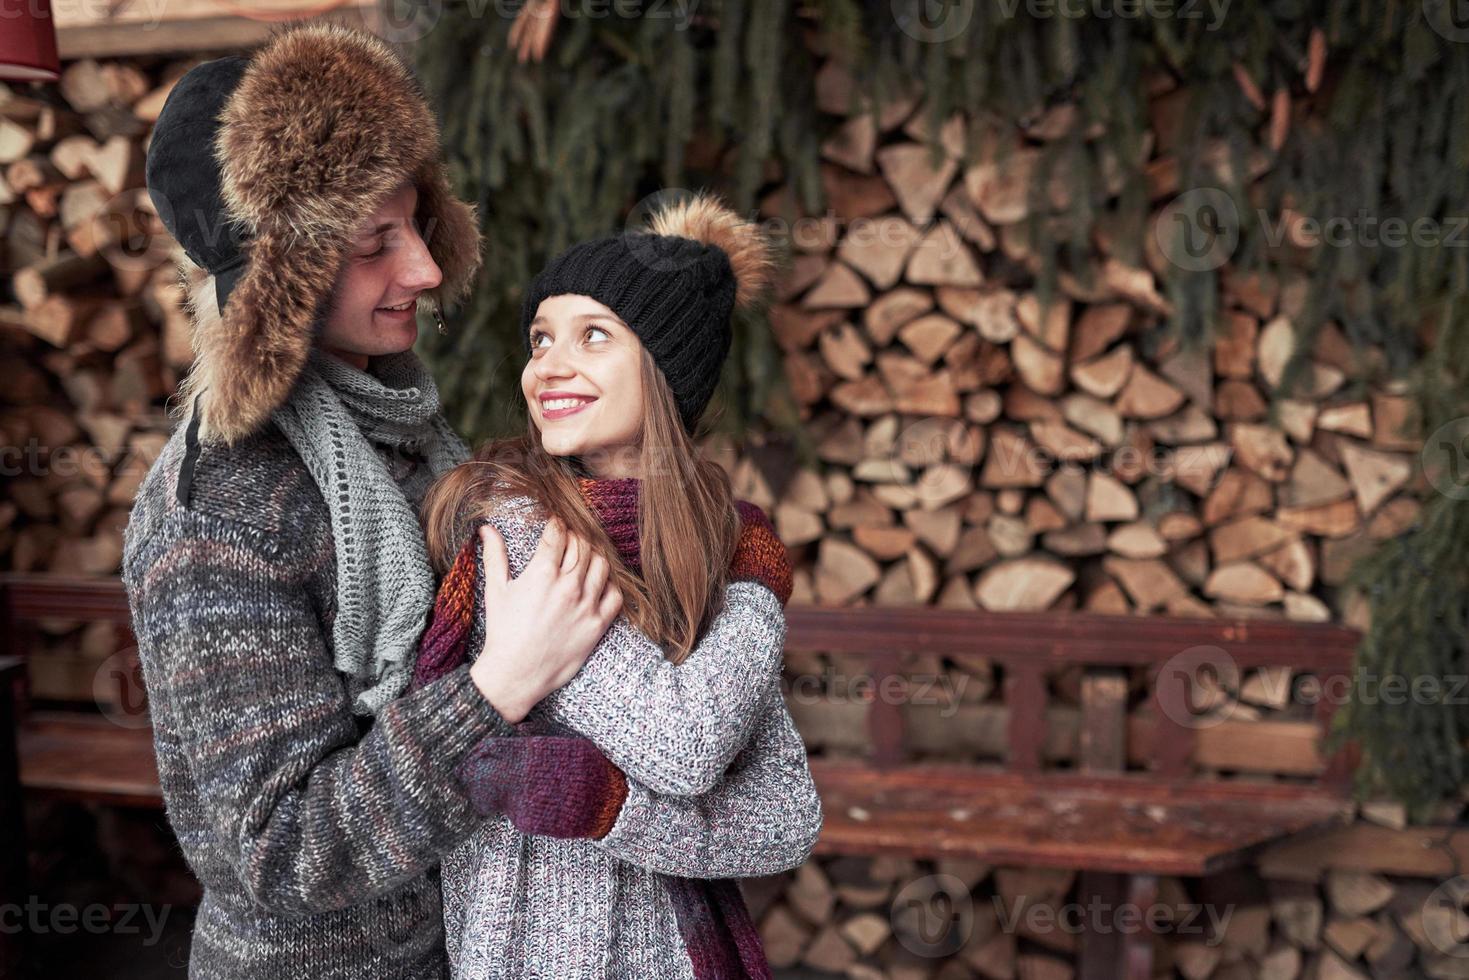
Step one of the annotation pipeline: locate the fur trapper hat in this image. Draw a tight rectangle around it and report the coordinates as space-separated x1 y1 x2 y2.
146 24 482 444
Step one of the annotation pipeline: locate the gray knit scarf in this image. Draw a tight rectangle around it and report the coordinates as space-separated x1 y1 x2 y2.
274 349 468 715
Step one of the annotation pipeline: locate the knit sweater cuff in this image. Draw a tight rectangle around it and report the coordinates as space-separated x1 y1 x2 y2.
412 664 518 764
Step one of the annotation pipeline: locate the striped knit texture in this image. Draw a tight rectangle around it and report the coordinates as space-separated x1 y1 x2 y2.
428 484 820 978
122 422 517 979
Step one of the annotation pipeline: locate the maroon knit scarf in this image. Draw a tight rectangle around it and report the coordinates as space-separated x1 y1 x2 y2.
576 477 778 980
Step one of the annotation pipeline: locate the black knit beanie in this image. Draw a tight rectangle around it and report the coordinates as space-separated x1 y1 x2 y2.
520 195 775 433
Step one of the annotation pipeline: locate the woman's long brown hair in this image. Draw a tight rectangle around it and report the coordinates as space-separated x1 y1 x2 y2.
421 348 740 665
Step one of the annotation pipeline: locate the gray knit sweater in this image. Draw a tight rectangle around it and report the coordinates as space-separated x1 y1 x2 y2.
123 421 517 978
441 494 824 979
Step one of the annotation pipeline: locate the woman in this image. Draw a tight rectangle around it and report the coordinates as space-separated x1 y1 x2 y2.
412 194 822 978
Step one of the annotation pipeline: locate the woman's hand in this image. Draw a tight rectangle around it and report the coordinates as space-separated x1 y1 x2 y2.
469 518 621 723
455 735 628 840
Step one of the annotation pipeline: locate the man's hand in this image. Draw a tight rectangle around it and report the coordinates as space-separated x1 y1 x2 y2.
469 518 622 723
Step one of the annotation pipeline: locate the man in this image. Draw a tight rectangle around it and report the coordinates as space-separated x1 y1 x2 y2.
127 24 621 977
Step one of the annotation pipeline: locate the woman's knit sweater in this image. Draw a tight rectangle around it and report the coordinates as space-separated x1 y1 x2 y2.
432 490 823 979
122 421 517 979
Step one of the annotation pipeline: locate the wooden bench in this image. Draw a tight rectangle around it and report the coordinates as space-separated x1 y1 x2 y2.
785 604 1360 978
1 574 1361 978
0 654 28 973
0 573 158 807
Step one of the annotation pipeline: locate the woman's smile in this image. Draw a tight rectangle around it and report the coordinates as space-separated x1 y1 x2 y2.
539 391 599 420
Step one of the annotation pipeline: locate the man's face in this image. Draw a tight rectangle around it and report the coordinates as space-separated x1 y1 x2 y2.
318 181 443 365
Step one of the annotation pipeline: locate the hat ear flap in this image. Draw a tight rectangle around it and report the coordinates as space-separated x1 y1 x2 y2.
195 227 344 444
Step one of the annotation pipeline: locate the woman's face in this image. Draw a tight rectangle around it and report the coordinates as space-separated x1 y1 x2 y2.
318 180 443 368
522 294 645 477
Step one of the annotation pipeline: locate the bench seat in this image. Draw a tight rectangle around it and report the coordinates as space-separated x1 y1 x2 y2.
809 759 1353 876
17 711 161 808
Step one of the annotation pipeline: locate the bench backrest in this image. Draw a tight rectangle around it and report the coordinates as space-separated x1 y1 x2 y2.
785 604 1360 793
0 573 137 718
1 574 1361 793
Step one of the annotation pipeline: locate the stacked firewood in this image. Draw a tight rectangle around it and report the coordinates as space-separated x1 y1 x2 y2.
747 824 1469 979
3 43 1463 980
726 62 1422 631
3 54 1429 631
1 60 196 578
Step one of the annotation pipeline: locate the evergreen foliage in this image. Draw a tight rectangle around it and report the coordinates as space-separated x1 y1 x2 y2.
416 0 1469 817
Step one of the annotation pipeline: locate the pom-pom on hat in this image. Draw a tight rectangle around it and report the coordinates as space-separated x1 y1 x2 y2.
519 192 777 433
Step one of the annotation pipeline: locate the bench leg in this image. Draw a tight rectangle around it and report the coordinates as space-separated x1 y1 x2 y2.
0 663 29 976
1077 870 1124 980
1122 873 1157 980
1078 870 1157 980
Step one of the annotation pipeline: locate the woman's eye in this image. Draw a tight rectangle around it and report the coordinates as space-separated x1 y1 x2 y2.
358 242 385 259
531 332 551 349
586 326 610 343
